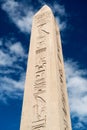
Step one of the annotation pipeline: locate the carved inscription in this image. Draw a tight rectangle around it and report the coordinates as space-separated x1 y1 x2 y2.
55 22 69 129
55 27 62 64
35 11 51 26
32 11 50 130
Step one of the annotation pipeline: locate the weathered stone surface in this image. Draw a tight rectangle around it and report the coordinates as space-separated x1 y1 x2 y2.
20 5 72 130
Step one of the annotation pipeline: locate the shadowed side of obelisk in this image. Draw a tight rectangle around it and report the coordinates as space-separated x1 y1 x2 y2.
54 19 72 130
20 5 72 130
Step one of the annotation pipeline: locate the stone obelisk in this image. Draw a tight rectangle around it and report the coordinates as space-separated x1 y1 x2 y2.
20 5 72 130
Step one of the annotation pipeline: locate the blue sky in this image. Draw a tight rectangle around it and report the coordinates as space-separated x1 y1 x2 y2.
0 0 87 130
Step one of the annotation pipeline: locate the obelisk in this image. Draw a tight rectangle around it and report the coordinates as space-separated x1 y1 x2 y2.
20 5 72 130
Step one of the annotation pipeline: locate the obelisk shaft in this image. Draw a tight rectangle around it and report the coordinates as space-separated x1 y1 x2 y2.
20 5 72 130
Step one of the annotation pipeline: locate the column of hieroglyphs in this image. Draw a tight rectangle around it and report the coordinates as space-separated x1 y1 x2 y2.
54 19 72 130
20 5 72 130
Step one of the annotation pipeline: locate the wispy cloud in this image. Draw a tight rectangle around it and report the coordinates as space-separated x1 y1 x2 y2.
1 0 67 32
73 122 85 129
0 50 16 66
0 38 27 103
65 59 87 128
0 73 25 104
9 42 25 56
56 17 67 31
65 60 87 116
53 2 66 16
1 0 35 33
0 39 3 46
0 39 26 66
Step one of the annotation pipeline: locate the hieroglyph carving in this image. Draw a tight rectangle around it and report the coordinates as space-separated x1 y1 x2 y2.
55 22 69 130
32 11 50 130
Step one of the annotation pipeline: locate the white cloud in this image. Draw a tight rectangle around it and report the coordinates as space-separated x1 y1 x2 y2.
65 60 87 129
0 39 3 46
16 11 34 33
0 50 16 66
1 0 67 32
37 0 46 5
73 122 84 129
65 60 87 117
1 76 24 90
0 39 26 66
53 2 66 16
0 39 26 103
2 0 35 33
0 69 15 74
0 72 25 103
56 17 67 31
9 42 25 56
